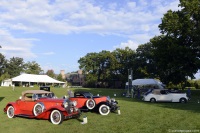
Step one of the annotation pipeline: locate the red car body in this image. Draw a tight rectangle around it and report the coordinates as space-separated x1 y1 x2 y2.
4 90 80 125
69 91 119 115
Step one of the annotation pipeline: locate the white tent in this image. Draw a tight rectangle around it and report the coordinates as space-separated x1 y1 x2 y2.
11 73 65 87
1 79 12 87
126 79 164 89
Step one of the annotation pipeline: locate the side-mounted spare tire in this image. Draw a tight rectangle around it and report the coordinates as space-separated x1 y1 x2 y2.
33 103 44 116
86 99 96 110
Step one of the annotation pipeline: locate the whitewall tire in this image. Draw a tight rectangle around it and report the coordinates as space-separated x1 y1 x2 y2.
7 106 15 118
33 103 44 116
99 104 110 115
50 110 64 125
86 99 96 110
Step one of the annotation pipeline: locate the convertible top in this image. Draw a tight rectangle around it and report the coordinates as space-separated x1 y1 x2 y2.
22 90 52 96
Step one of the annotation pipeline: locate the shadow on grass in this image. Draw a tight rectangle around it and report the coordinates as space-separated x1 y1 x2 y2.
119 96 200 114
69 88 200 114
0 97 5 102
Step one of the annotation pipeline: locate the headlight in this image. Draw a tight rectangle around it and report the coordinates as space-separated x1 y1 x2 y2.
70 108 73 113
111 98 115 102
72 101 77 106
107 96 110 101
74 107 79 112
63 100 68 108
69 101 77 106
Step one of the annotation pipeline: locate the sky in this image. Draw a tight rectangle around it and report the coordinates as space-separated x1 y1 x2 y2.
0 0 199 79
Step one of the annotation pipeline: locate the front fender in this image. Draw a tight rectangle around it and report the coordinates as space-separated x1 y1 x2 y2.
4 102 19 114
35 106 66 119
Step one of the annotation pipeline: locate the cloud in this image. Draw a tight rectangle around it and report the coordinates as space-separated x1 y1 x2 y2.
114 40 139 50
0 0 180 36
0 0 181 69
0 29 37 59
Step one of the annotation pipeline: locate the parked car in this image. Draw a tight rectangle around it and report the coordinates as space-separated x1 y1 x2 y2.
40 86 50 91
142 89 188 103
69 91 119 115
4 90 81 125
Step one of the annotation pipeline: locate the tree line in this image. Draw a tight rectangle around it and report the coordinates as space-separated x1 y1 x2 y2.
0 53 65 83
78 0 200 88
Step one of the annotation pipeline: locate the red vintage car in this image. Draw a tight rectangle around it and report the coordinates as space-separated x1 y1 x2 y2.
69 91 119 115
4 90 81 125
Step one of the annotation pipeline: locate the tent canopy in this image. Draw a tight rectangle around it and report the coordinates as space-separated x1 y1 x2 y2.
126 79 164 89
12 74 65 84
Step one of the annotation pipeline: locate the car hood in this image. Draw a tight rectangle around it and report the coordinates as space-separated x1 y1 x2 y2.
37 98 65 103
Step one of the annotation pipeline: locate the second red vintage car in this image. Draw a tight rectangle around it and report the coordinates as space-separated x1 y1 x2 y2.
69 91 119 115
4 90 81 125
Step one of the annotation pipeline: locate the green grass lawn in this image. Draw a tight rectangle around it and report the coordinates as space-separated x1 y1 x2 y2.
0 86 200 133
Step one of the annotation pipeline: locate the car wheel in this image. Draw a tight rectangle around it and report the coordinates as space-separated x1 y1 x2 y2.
50 110 64 125
33 103 44 116
86 99 96 110
99 104 110 115
7 106 15 118
180 98 187 103
150 98 156 103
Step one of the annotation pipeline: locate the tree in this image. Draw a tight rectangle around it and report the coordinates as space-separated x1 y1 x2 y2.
135 42 157 79
0 53 7 77
78 48 136 88
24 61 42 74
0 72 10 83
46 69 55 78
152 0 200 84
5 57 24 78
112 47 136 83
57 74 65 82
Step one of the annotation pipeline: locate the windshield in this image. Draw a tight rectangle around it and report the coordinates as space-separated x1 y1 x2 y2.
83 92 93 98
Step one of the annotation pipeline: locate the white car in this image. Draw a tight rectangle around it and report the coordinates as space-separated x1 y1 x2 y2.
143 89 188 103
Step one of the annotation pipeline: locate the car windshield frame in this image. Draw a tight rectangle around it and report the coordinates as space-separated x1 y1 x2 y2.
82 92 93 98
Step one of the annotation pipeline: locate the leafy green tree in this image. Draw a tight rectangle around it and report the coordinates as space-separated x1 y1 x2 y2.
112 47 136 84
135 43 157 79
0 53 7 77
24 61 42 74
79 48 136 88
5 57 24 78
57 74 65 82
152 0 200 84
46 69 55 78
0 72 10 83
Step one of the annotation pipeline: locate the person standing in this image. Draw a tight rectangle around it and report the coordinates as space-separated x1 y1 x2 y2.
187 88 191 99
12 84 15 91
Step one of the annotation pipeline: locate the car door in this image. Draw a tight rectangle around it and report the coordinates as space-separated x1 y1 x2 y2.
70 93 87 108
18 94 36 115
157 90 171 102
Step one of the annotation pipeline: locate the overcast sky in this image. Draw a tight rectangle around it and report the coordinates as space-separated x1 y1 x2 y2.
1 0 198 79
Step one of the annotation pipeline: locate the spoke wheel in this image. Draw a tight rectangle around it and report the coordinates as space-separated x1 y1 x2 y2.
86 99 96 110
7 106 15 118
33 103 44 116
50 110 64 125
99 104 110 115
